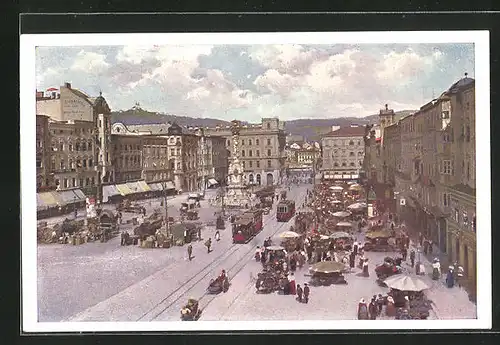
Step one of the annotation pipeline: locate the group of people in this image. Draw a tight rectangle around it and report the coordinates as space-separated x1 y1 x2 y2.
357 294 404 320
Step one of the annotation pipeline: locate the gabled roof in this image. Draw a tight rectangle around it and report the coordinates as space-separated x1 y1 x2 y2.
322 126 365 138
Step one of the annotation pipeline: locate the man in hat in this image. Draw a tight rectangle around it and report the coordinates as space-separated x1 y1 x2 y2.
358 298 368 319
410 249 416 268
303 283 310 304
296 284 303 303
187 243 193 261
205 237 212 253
353 240 359 256
369 297 378 319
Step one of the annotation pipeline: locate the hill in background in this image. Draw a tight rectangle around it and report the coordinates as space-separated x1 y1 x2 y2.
111 107 415 140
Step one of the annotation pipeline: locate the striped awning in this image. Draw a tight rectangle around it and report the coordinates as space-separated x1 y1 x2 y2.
115 183 133 196
102 185 121 202
126 182 142 194
207 178 218 186
72 189 86 202
148 183 163 191
165 181 175 190
136 180 152 192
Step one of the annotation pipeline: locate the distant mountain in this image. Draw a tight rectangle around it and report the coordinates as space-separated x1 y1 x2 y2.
111 107 415 140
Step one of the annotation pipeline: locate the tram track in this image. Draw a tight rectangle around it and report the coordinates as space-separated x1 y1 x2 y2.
143 187 308 321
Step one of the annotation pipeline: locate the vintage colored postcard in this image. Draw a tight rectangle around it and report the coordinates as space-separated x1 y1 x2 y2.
20 31 491 332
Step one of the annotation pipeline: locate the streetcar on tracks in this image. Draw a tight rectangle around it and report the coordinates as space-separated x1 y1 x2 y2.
276 200 296 222
240 209 263 232
232 217 255 243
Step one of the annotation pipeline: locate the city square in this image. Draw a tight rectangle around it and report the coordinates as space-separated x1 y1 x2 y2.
28 37 483 328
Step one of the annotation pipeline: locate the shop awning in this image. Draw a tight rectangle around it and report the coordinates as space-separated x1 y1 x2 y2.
57 190 80 205
333 174 343 179
126 182 142 194
115 183 133 196
136 180 152 192
351 174 359 179
165 181 175 190
102 185 120 202
38 191 61 208
207 178 218 186
148 183 161 191
37 193 47 210
72 189 87 202
342 174 351 179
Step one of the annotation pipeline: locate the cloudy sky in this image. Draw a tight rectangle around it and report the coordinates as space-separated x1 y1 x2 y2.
36 43 474 122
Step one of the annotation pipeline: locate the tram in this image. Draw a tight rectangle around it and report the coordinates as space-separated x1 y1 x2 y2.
276 200 296 222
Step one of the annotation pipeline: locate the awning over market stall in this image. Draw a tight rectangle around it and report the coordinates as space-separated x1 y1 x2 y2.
136 180 152 192
148 183 163 191
207 178 218 186
126 181 143 194
72 189 87 202
102 185 121 202
165 181 176 190
57 190 80 205
38 191 61 208
115 183 134 196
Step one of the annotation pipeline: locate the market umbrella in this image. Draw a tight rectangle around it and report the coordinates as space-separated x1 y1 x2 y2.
332 200 342 204
329 186 344 192
332 211 352 218
336 221 353 228
329 231 352 239
365 230 392 239
267 245 285 251
279 231 301 238
349 184 363 191
384 274 430 292
347 202 366 210
319 235 330 240
310 261 348 274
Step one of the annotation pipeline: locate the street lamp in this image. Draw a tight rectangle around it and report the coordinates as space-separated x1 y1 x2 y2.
161 181 170 235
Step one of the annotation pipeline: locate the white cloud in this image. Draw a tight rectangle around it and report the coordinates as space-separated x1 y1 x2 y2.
71 50 110 73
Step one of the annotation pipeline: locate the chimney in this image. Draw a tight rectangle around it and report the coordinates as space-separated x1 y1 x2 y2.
385 104 388 111
64 82 71 89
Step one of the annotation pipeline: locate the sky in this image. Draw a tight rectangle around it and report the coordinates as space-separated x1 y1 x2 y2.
36 43 475 122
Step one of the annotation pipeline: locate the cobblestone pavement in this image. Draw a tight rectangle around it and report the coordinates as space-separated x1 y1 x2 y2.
38 185 309 322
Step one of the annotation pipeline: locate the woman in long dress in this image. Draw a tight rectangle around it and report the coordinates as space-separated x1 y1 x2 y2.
288 272 296 295
386 296 396 317
358 298 369 320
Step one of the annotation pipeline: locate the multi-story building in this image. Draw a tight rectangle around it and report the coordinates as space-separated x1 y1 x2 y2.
36 83 114 200
112 135 143 183
321 126 365 181
204 118 287 186
193 128 228 189
285 141 321 179
383 75 476 297
36 115 52 191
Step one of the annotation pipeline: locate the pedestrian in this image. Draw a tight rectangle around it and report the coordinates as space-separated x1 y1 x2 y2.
205 238 212 253
303 282 310 304
386 296 396 316
289 272 296 295
362 258 369 277
358 298 368 319
423 240 428 255
429 240 433 254
215 230 220 241
402 246 408 261
198 227 202 241
187 243 193 261
376 294 384 314
349 251 355 269
410 249 416 268
296 284 303 303
419 232 423 246
369 298 378 319
353 241 359 256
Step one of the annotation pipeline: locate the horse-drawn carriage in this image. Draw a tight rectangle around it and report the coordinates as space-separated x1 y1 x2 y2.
98 209 118 243
187 210 199 220
117 200 145 214
255 269 288 294
133 218 163 240
180 298 202 321
375 256 403 280
216 215 225 230
207 274 230 294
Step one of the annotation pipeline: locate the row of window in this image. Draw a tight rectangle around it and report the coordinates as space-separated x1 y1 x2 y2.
52 128 93 136
51 141 93 152
226 138 273 147
331 150 363 157
50 157 94 171
241 160 272 169
55 177 96 189
332 161 363 167
241 149 273 157
326 140 362 146
443 193 476 232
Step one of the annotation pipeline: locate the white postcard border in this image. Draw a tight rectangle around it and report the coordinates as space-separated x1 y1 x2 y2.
20 31 491 332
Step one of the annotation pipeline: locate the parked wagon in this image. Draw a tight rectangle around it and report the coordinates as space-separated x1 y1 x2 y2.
180 298 202 321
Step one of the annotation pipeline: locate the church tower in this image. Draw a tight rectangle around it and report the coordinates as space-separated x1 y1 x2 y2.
379 103 395 140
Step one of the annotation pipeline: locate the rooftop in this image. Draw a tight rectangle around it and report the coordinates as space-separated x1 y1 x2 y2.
322 126 365 138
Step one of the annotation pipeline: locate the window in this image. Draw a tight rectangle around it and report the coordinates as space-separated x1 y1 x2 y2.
91 177 95 185
242 161 246 168
64 178 68 188
349 151 354 156
241 150 245 157
256 150 260 157
241 140 245 145
334 162 339 167
267 123 271 129
99 120 102 127
443 193 449 207
267 149 271 157
350 162 355 167
83 159 87 168
342 162 347 167
443 133 450 142
454 208 459 222
88 159 93 167
256 139 260 145
442 160 453 174
349 140 354 146
357 141 361 145
267 139 271 146
249 161 253 168
359 161 363 166
88 141 92 150
72 178 76 187
249 150 253 157
442 111 450 119
227 140 230 146
267 160 272 168
79 178 84 187
256 160 260 168
249 139 252 145
68 144 73 151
